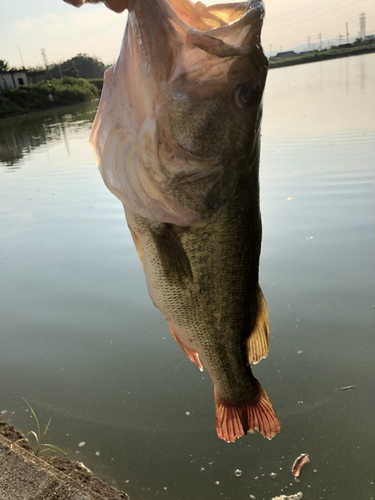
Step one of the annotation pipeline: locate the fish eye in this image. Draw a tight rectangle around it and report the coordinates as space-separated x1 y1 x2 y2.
235 82 262 109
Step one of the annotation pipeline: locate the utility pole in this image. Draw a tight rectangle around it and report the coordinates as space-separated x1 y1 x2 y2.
307 35 311 51
317 32 322 50
18 46 25 68
359 12 366 39
41 48 50 79
346 22 349 44
338 34 343 45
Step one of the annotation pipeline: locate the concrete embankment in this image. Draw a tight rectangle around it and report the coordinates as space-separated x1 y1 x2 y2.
0 421 128 500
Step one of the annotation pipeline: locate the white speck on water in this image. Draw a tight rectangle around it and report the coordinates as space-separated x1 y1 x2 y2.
162 337 166 340
270 472 277 479
163 487 167 490
78 442 86 448
254 476 259 480
185 411 190 416
75 451 79 454
200 468 205 472
314 469 317 473
95 451 100 457
250 495 256 499
125 480 130 484
298 350 303 354
234 469 242 477
215 481 220 486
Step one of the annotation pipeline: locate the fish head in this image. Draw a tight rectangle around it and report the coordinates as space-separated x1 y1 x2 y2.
75 0 268 224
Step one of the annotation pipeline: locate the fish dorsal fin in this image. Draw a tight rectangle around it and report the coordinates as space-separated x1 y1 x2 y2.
151 224 193 284
247 285 269 364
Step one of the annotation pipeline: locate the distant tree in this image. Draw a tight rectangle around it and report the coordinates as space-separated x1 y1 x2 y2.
59 54 108 79
0 60 10 72
64 66 79 78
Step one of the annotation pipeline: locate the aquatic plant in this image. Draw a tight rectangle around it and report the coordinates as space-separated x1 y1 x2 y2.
21 398 66 457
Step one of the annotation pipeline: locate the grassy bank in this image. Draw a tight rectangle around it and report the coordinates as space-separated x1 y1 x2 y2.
0 77 98 118
270 44 375 69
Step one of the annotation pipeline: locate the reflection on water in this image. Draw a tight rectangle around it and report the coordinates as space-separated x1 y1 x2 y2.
0 102 97 167
0 55 374 500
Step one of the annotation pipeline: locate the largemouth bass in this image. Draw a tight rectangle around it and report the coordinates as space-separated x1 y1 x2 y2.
65 0 280 442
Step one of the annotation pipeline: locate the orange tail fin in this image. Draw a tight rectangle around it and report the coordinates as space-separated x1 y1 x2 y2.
215 384 280 442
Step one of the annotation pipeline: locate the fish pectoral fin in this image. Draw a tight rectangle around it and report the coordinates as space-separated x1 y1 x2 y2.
167 323 203 372
151 224 193 284
215 382 280 443
247 285 269 364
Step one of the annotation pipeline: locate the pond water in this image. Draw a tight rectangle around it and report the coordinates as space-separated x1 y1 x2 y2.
1 54 374 500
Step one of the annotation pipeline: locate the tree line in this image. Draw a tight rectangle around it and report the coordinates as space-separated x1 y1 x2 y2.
1 54 110 80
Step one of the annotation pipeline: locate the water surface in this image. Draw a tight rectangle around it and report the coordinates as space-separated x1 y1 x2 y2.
1 55 374 500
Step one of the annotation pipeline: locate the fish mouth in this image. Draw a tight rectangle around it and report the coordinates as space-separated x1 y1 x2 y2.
160 0 265 56
65 0 265 56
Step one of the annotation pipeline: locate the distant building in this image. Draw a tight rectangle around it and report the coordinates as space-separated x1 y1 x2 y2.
273 51 299 59
0 70 28 90
26 70 46 85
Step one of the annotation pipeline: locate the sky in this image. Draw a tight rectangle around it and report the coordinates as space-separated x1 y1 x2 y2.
1 0 374 69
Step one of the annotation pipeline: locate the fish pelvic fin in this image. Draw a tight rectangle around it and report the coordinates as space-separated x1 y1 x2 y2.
215 382 280 442
128 226 145 272
167 322 203 372
247 285 269 364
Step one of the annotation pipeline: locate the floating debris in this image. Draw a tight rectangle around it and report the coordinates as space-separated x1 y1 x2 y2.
125 480 130 484
78 442 86 448
270 472 277 479
291 454 309 478
215 481 220 486
297 350 303 354
185 411 190 416
340 385 355 391
249 495 256 499
200 467 205 472
234 469 242 477
95 451 100 457
271 494 303 500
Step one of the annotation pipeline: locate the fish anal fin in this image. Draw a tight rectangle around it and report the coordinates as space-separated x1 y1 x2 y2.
215 383 280 443
247 285 269 364
151 224 193 284
167 323 203 372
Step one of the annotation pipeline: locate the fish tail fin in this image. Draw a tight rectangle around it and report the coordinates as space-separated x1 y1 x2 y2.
214 382 280 442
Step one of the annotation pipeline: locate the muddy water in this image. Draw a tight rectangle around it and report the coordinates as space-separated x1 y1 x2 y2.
1 54 374 500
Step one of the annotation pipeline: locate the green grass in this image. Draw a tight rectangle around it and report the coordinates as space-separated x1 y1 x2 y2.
20 398 67 457
0 77 98 117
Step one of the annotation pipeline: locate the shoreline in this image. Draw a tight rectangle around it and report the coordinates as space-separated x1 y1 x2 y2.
269 44 375 69
1 47 374 120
